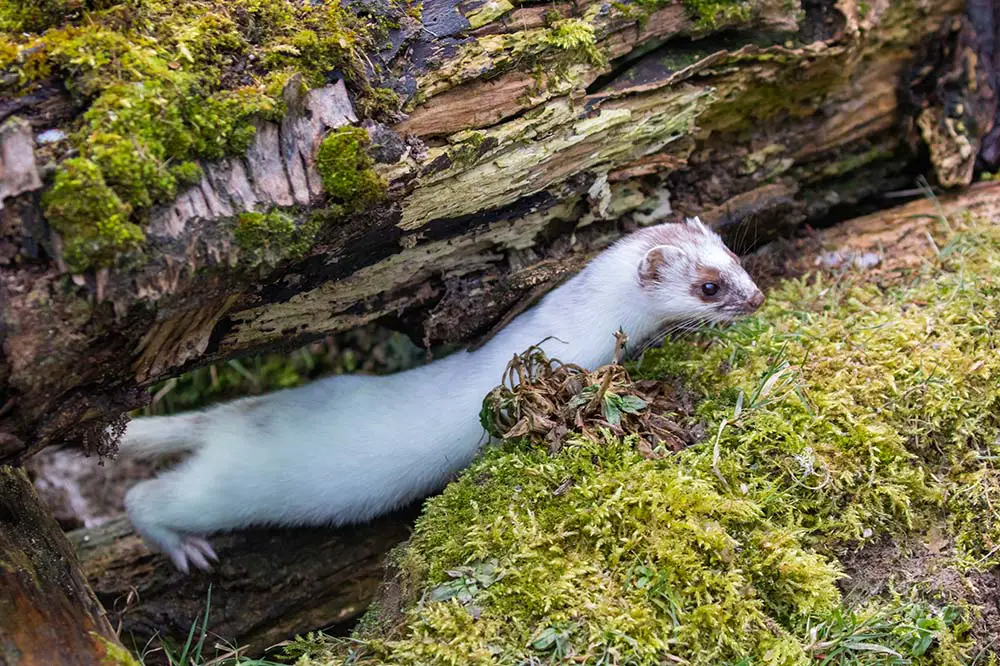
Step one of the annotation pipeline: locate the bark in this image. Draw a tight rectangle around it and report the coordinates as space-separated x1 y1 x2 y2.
69 509 418 662
0 0 995 462
0 465 128 666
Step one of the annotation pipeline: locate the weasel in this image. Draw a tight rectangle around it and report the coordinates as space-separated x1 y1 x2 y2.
118 219 764 572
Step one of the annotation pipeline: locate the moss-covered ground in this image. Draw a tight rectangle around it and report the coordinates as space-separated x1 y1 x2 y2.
271 212 1000 665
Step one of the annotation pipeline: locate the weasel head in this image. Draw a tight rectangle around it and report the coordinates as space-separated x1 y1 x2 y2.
634 217 764 324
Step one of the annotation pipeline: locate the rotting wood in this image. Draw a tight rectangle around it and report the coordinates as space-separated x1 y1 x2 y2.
70 510 419 663
0 0 994 468
0 466 129 666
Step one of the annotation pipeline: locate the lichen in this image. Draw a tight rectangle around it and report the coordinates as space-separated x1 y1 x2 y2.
3 0 402 271
315 127 387 210
620 0 755 32
295 213 1000 664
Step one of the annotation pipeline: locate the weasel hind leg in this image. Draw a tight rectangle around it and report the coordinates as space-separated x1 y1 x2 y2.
125 471 221 573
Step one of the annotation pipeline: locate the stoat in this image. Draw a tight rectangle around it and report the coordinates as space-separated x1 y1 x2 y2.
118 218 764 572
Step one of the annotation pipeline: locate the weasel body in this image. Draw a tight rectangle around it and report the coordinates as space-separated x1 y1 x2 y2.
119 219 764 572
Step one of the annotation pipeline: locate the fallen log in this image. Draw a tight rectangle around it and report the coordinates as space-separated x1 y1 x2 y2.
69 510 418 662
0 465 129 666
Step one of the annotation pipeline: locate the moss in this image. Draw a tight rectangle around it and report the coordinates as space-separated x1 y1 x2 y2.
623 0 754 32
811 144 898 180
5 0 401 272
680 0 753 30
464 0 514 29
543 18 606 68
700 55 845 132
308 215 1000 664
0 0 121 33
355 85 402 119
409 6 611 108
315 127 387 210
446 130 489 167
234 209 321 265
41 158 144 272
91 633 141 666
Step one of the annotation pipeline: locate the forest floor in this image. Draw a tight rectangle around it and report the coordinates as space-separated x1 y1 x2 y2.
26 185 1000 665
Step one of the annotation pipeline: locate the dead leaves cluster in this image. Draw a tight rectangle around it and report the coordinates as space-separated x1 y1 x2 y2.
479 333 697 459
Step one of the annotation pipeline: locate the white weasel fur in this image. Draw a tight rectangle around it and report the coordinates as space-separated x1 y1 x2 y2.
118 219 764 572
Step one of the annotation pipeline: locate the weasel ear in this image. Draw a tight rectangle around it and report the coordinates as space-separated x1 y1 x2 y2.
638 245 685 287
684 216 709 234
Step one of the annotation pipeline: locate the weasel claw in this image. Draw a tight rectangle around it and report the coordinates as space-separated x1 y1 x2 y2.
167 536 217 573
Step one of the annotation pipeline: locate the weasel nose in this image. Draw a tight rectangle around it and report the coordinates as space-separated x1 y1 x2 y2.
748 289 765 310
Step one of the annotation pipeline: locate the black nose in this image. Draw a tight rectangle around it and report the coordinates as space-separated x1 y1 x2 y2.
748 289 765 310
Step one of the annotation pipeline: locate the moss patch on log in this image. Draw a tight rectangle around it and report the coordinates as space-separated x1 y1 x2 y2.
286 212 1000 664
234 209 322 266
40 157 144 270
679 0 754 29
1 0 400 272
315 127 387 211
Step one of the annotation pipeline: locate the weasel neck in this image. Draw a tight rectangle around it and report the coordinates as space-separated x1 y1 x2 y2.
470 246 658 375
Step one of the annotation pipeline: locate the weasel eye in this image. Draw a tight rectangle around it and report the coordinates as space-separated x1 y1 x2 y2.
701 282 719 297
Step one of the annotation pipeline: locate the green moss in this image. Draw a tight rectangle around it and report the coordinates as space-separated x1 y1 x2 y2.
0 0 121 33
355 86 402 119
315 127 387 210
90 633 141 666
5 0 401 272
464 0 514 29
309 216 1000 664
700 56 844 132
446 130 489 167
234 209 321 265
41 158 144 272
812 144 897 180
680 0 753 30
543 18 606 68
623 0 754 32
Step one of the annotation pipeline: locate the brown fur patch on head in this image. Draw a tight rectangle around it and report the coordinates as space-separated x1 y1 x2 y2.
636 224 685 247
639 248 670 286
690 265 722 302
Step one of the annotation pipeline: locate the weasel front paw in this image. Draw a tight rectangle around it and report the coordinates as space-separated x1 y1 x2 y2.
125 478 219 573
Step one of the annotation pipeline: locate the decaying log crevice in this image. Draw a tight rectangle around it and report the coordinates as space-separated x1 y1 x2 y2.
0 465 128 665
1 0 994 464
70 509 419 662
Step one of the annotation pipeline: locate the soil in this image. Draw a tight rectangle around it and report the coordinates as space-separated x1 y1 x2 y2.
840 532 1000 653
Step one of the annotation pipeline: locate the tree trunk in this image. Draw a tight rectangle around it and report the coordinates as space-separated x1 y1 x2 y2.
0 466 130 666
0 0 993 462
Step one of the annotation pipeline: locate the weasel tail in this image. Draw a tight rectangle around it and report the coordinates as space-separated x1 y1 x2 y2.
117 219 765 572
117 412 203 457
